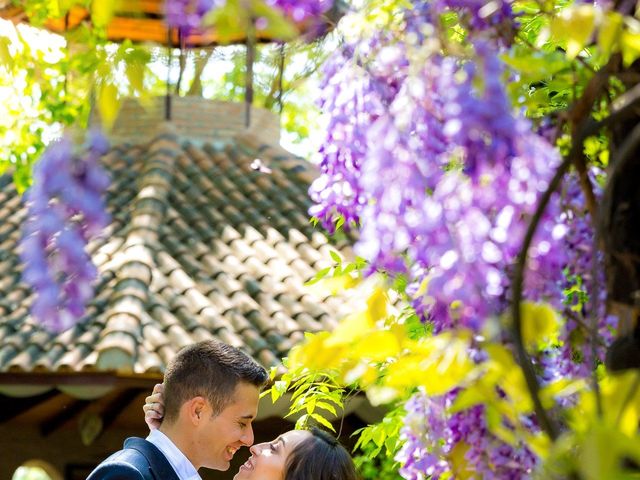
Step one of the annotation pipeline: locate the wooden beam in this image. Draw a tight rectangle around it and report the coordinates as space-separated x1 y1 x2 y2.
41 398 92 437
98 388 145 439
0 372 162 388
0 389 59 424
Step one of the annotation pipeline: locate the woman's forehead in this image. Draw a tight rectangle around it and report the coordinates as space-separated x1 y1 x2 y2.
280 429 312 447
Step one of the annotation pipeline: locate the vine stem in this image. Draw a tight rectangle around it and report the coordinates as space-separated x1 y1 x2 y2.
510 154 571 442
510 96 616 440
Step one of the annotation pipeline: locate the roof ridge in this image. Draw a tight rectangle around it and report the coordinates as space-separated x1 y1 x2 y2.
94 123 181 373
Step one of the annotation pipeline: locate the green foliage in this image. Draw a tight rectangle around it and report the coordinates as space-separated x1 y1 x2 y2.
353 405 404 460
0 0 330 184
263 357 348 432
354 424 404 480
205 0 298 43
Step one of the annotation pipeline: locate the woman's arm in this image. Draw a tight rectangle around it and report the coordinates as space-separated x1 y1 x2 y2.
142 383 165 430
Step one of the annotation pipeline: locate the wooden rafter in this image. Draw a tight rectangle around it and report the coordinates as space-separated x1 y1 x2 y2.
0 1 335 47
0 389 59 424
41 398 92 437
99 388 145 436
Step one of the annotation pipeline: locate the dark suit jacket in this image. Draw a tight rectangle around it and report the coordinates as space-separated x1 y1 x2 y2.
86 437 181 480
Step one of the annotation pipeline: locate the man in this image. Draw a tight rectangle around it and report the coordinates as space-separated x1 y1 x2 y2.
87 340 269 480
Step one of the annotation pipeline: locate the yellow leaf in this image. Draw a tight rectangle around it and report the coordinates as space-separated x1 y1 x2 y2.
579 422 640 480
526 431 552 459
0 37 12 72
98 83 121 131
450 387 486 413
597 11 623 56
92 0 118 28
550 5 597 59
485 344 533 413
307 274 358 296
520 301 560 349
325 310 374 347
539 378 587 410
288 332 344 370
385 334 476 395
351 330 400 361
365 386 400 406
366 286 388 322
448 442 474 479
414 277 429 297
620 29 640 67
599 371 640 435
126 63 145 94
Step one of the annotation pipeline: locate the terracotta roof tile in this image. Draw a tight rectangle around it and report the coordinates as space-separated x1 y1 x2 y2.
0 125 353 374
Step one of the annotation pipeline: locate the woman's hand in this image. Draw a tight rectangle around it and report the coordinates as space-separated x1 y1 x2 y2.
143 383 165 430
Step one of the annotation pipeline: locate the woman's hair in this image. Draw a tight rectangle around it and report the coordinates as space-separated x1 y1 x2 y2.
285 427 359 480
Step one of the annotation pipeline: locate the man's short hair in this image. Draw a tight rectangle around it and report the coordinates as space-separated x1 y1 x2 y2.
163 340 268 423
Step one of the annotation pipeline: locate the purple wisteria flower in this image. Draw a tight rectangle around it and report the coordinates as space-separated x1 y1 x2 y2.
20 130 110 332
397 392 537 479
164 0 334 33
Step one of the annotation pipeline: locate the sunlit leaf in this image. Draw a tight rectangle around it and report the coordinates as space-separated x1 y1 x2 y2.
0 36 13 72
620 29 640 67
579 422 640 480
325 310 374 347
385 333 476 396
91 0 118 28
97 83 120 131
351 330 400 361
520 301 560 349
597 11 623 57
365 386 400 406
366 286 389 323
550 5 596 59
448 442 474 479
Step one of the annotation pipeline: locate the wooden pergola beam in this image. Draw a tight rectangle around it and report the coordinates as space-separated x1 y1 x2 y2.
41 398 92 437
0 389 59 424
0 372 162 388
100 388 145 435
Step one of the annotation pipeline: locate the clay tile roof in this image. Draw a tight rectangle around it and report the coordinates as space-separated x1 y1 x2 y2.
0 123 355 375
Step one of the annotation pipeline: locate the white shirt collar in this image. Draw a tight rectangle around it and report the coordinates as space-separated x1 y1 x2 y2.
146 429 201 480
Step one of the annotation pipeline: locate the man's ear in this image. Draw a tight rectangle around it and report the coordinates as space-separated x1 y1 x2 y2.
185 396 207 425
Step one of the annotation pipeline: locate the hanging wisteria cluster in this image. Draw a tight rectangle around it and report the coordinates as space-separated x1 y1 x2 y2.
20 131 110 333
164 0 333 32
309 1 609 478
312 26 567 333
397 393 538 480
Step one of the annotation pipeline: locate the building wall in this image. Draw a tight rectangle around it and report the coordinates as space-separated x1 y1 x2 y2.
108 97 281 147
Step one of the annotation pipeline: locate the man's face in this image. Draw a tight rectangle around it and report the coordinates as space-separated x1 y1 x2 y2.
195 382 260 471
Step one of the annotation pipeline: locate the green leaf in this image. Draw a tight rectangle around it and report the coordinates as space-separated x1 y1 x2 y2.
315 401 338 416
304 266 332 286
310 412 335 431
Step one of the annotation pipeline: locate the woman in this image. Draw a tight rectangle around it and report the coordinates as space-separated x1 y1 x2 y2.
144 384 359 480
